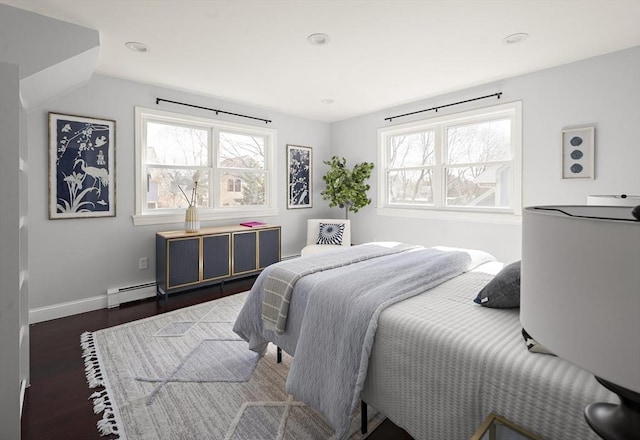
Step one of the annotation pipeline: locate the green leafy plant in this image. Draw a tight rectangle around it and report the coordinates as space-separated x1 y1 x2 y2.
321 156 374 218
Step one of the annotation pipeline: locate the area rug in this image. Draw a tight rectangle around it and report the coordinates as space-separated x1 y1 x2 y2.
81 292 384 439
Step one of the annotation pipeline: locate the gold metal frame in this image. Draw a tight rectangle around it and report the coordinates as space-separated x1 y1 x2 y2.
471 413 542 440
231 230 258 276
201 233 231 282
166 236 202 290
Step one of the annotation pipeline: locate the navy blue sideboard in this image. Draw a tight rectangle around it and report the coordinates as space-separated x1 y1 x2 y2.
156 225 281 296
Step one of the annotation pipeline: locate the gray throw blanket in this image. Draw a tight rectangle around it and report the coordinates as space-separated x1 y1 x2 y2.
261 243 417 334
283 246 494 439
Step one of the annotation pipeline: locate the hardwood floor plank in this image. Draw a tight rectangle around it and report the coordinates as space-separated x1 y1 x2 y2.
22 276 413 440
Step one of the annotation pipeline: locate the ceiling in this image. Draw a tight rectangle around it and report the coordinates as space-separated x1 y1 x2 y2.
3 0 639 122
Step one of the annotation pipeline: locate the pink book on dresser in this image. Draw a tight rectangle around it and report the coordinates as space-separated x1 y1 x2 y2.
240 221 266 228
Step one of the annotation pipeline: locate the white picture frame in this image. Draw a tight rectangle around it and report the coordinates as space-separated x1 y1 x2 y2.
49 112 116 219
561 126 594 179
287 144 312 209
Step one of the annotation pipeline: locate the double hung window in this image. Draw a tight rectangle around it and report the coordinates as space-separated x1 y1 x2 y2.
378 102 521 217
134 107 277 225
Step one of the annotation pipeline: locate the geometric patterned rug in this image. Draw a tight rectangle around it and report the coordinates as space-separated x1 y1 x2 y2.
81 292 384 439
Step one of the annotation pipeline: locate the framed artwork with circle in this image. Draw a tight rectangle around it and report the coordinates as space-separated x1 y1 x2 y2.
561 126 594 179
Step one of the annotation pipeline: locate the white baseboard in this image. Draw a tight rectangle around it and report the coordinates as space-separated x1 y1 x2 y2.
20 379 27 417
29 294 107 324
30 281 158 323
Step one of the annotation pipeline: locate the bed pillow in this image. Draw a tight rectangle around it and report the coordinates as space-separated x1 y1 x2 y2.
473 261 521 308
522 328 556 356
316 223 345 245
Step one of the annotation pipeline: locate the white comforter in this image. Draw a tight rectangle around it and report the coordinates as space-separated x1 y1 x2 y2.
234 243 494 438
361 263 616 439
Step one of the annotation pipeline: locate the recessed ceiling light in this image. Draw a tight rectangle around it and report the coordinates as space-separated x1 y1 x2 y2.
307 33 330 46
125 41 150 53
502 33 529 45
321 98 335 104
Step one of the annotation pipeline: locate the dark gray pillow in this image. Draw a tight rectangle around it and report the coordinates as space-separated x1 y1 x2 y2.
474 261 521 308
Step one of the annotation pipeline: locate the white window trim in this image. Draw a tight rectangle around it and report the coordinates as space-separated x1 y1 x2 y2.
377 101 522 221
132 107 278 226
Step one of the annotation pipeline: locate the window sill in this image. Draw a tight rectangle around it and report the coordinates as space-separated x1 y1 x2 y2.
132 208 279 226
377 207 522 224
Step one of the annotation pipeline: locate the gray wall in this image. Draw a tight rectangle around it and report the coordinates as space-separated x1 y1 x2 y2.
331 47 640 263
28 74 332 314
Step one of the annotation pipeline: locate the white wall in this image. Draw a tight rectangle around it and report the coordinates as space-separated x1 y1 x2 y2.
0 60 23 440
331 47 640 263
24 41 640 319
27 74 332 316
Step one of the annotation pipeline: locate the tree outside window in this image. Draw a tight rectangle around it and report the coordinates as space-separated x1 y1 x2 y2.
379 102 521 214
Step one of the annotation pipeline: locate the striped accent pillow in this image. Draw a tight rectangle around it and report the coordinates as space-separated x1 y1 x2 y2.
316 223 345 245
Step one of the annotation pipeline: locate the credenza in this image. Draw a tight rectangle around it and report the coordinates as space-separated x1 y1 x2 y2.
155 224 281 296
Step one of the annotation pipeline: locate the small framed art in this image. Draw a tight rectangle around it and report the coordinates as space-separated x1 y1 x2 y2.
49 112 116 219
287 144 312 209
561 126 594 179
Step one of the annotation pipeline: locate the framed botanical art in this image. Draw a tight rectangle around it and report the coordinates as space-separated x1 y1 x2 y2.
561 126 594 179
49 112 116 219
287 144 312 209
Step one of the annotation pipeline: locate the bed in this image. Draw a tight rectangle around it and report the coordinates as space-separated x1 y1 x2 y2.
233 243 615 440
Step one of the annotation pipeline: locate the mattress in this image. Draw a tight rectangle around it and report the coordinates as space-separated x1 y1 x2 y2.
361 262 616 440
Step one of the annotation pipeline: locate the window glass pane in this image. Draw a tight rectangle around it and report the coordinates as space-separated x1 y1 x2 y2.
447 119 510 164
147 122 208 166
387 131 436 168
146 168 209 209
219 171 265 206
388 169 434 205
445 165 510 207
219 132 265 169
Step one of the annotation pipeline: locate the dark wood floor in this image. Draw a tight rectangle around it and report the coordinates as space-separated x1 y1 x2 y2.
22 276 413 440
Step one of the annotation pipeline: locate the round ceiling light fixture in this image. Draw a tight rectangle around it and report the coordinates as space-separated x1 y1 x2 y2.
321 98 335 104
502 33 529 45
307 33 330 46
125 41 150 53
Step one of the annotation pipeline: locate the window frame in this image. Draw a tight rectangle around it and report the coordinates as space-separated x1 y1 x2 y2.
133 107 278 226
377 101 522 221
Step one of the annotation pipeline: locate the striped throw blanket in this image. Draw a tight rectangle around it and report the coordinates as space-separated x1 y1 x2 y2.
261 243 417 334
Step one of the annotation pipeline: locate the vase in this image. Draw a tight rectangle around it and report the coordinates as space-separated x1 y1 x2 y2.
184 205 200 232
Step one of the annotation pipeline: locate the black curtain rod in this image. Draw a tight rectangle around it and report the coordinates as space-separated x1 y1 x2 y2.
384 92 503 122
156 98 272 124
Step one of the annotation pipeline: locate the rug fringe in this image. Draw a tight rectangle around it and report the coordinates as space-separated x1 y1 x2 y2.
81 331 104 388
81 331 121 439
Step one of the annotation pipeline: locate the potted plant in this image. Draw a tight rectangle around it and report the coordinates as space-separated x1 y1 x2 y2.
321 156 374 219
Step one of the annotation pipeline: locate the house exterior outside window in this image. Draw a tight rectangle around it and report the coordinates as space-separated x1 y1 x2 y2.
378 101 522 220
133 107 277 225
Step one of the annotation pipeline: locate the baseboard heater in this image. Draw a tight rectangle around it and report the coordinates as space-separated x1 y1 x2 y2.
107 282 157 308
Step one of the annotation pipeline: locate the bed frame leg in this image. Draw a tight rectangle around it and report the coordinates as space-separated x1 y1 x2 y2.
361 400 368 434
277 346 282 363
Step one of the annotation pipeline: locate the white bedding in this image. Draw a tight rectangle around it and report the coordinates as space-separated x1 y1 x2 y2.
361 262 616 440
234 243 493 438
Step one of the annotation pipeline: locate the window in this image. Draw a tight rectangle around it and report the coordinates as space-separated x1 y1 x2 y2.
226 178 242 193
134 107 277 225
378 102 521 218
